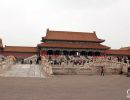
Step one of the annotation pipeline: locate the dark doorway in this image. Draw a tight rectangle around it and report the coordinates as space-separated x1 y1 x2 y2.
63 51 69 55
80 51 86 56
88 51 93 56
95 52 100 56
47 50 53 55
54 50 60 55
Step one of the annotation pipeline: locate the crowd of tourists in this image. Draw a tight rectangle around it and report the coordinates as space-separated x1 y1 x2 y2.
44 54 130 66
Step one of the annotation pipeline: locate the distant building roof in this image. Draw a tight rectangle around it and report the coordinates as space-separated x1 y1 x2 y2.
0 38 3 48
120 47 130 50
4 46 38 53
42 29 105 43
1 53 36 58
38 42 109 50
0 45 3 48
105 49 130 56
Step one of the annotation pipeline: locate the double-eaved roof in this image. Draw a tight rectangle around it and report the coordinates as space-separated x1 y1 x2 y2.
42 30 105 43
39 29 109 50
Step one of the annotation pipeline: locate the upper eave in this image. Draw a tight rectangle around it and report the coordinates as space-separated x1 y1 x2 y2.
42 29 105 43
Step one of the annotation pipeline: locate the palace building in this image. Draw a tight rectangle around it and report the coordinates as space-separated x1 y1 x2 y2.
38 29 110 56
0 45 38 59
0 29 130 58
0 29 130 75
105 49 130 56
0 37 38 58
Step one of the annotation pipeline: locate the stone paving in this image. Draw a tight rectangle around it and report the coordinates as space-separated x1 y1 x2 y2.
0 64 45 78
0 75 129 100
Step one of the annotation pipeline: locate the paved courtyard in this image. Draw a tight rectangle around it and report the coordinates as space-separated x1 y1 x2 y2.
0 75 129 100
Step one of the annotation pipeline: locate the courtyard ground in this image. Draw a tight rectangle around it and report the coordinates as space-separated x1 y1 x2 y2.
0 75 129 100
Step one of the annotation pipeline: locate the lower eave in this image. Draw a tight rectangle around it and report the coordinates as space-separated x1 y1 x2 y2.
42 38 105 43
38 42 110 50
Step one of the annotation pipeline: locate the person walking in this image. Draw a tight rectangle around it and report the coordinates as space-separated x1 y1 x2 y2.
101 66 104 76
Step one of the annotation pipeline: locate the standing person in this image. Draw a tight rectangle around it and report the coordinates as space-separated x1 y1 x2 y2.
30 60 32 65
21 59 24 64
101 66 104 76
36 58 39 64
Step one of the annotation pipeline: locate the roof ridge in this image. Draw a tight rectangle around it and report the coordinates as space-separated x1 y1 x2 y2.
48 30 94 34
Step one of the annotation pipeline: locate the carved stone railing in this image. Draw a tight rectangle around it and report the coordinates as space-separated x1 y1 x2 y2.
91 59 130 74
50 59 130 75
24 55 38 64
41 55 130 75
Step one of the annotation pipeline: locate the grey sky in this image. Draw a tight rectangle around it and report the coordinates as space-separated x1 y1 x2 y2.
0 0 130 49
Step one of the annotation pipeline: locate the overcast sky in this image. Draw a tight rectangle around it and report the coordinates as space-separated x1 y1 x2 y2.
0 0 130 49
